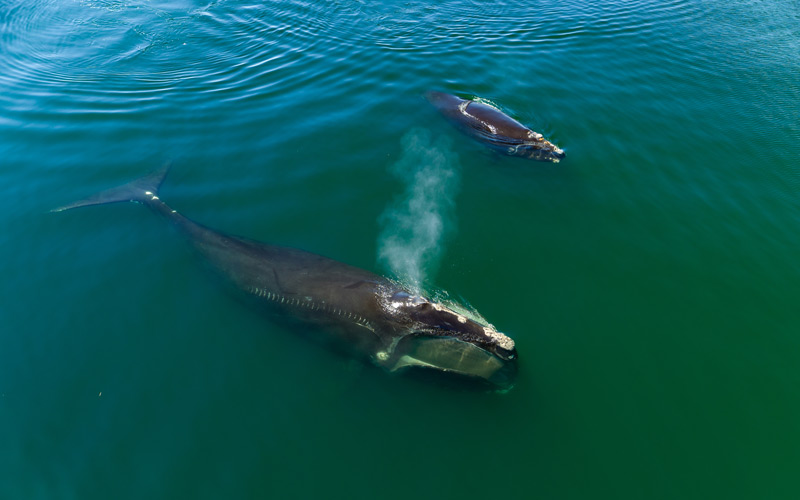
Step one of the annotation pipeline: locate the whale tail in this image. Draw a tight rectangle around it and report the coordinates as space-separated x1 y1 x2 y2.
52 163 171 213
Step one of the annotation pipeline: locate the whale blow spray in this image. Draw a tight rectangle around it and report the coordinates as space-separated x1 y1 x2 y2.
378 129 460 292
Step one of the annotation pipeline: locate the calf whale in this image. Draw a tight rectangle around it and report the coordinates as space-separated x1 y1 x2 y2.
425 90 565 162
54 166 518 390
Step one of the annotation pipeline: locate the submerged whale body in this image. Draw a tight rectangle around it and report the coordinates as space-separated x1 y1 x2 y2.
55 166 517 390
425 90 565 162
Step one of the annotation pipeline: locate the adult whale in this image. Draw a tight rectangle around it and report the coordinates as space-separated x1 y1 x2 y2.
425 90 565 162
54 166 518 390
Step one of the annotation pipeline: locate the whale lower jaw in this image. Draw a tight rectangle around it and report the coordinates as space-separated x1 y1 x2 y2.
389 355 515 392
390 353 503 378
382 335 514 390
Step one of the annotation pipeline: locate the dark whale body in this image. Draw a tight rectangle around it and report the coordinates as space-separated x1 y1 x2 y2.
55 166 517 390
425 90 565 162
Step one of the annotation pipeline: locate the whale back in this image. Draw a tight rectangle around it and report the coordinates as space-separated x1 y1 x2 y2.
462 101 534 142
425 91 534 144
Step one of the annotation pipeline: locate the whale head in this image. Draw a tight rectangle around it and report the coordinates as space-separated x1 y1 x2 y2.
379 290 518 391
517 139 566 162
507 129 566 162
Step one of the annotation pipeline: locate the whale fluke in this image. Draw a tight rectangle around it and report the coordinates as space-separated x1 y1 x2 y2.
52 163 171 213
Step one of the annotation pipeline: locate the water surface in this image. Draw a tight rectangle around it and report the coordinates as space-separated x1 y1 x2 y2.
2 0 799 498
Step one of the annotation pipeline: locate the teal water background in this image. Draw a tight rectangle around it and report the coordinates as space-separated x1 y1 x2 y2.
2 0 800 498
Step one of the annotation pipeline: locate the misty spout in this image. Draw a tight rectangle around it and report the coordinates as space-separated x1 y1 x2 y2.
378 129 460 291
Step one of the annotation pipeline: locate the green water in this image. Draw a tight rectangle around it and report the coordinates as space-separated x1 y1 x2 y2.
2 0 799 498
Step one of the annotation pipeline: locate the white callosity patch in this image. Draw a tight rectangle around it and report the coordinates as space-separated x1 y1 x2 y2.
432 296 514 349
382 287 513 350
432 292 491 327
378 129 460 292
483 325 515 351
527 130 545 141
524 129 564 157
434 301 513 348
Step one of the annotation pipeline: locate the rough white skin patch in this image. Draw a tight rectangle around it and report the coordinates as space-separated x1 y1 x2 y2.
483 326 515 350
425 298 515 349
527 130 544 140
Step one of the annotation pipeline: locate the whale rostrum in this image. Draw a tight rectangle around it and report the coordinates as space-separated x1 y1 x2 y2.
54 165 518 390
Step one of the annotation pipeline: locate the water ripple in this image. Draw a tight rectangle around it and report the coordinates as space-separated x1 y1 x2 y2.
1 0 707 114
4 2 800 497
1 0 796 168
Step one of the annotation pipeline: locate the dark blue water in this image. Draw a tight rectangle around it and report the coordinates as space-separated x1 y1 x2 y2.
2 0 799 498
